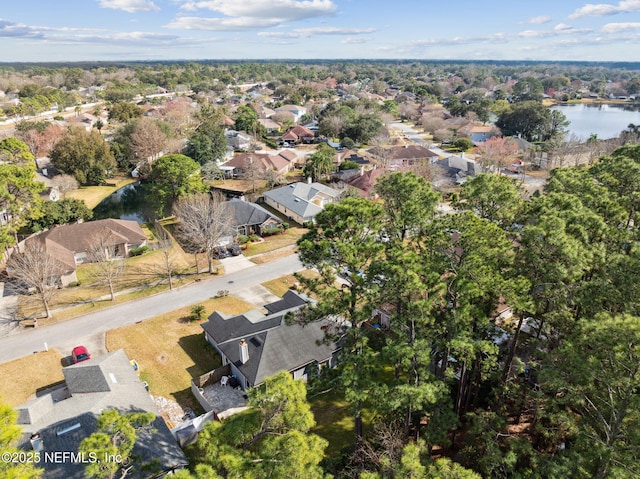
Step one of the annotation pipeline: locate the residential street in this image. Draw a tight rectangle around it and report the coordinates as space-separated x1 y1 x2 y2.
0 254 303 364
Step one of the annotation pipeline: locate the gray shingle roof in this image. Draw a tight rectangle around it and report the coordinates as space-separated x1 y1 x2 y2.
17 350 188 479
263 182 340 221
227 199 281 229
202 290 341 387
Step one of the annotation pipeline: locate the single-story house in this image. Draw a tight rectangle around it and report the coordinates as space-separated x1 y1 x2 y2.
222 150 297 177
258 118 281 134
281 125 315 145
369 145 439 169
344 167 386 199
16 349 188 479
274 104 307 123
263 181 341 224
13 219 147 285
227 198 282 236
201 290 343 390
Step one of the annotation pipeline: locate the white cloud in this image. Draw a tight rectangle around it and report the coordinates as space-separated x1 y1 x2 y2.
98 0 160 13
568 0 640 19
528 15 552 24
518 24 591 38
167 16 283 30
601 21 640 32
258 26 375 38
167 0 338 31
341 37 370 44
177 0 336 21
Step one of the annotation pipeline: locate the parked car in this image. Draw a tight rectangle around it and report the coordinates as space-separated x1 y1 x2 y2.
71 346 91 364
212 246 230 259
226 244 242 256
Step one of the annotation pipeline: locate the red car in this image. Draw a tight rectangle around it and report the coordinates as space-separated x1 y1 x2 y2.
71 346 91 364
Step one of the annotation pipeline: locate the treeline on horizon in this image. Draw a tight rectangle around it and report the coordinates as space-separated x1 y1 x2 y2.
1 58 640 71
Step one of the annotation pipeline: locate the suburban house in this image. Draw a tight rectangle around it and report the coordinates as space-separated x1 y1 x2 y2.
16 350 188 479
435 154 481 184
200 290 343 391
274 104 307 123
225 130 252 151
257 118 281 134
263 181 341 224
281 125 315 146
227 198 282 236
13 219 147 285
222 150 298 177
344 167 386 199
370 145 439 169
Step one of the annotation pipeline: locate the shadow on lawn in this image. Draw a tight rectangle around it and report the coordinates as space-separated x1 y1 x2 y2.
177 333 221 379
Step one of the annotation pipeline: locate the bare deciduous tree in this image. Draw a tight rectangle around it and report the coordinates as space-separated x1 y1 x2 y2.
153 221 179 290
87 232 126 301
7 240 62 318
172 192 234 273
50 174 79 194
130 118 168 166
476 136 520 172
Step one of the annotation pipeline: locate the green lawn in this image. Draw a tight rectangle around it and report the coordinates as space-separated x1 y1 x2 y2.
65 176 137 209
106 296 253 415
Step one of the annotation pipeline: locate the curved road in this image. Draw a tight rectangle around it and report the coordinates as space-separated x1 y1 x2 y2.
0 255 303 364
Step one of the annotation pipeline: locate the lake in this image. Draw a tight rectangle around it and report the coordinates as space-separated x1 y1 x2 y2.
92 182 159 223
550 103 640 141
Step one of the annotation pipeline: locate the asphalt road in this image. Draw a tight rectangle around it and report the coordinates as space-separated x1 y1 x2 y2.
0 254 304 364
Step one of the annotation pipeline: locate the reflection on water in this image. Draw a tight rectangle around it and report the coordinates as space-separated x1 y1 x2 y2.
551 103 640 140
93 182 160 224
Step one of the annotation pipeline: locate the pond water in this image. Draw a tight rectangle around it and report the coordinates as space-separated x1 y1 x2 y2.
550 103 640 141
92 182 159 223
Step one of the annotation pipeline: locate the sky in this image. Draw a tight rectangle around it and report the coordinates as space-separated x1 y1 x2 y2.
1 0 640 63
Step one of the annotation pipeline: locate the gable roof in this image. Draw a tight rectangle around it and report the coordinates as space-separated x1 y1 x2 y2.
202 291 341 386
282 125 315 141
35 219 146 255
17 350 188 479
346 168 386 197
263 182 340 220
227 199 281 229
224 151 296 173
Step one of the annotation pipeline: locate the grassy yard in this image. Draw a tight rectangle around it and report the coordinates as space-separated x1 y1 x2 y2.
16 239 212 323
65 176 137 208
243 227 306 257
106 296 253 413
261 269 319 297
0 351 65 406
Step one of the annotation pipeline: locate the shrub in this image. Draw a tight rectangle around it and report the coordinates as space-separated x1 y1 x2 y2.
339 160 359 171
67 281 81 287
249 234 260 242
190 304 206 321
281 222 290 230
236 234 250 245
129 246 149 256
262 226 283 237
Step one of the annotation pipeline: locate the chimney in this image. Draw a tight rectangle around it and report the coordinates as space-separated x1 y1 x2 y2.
239 339 249 364
30 433 43 452
360 165 365 177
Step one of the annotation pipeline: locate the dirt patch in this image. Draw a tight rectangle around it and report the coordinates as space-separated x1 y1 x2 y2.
152 395 194 429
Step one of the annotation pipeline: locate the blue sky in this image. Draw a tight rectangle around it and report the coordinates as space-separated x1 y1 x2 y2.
1 0 640 62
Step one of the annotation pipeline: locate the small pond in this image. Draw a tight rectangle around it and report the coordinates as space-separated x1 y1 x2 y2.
92 182 160 224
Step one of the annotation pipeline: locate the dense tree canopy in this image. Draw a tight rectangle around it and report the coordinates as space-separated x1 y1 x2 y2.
50 127 116 185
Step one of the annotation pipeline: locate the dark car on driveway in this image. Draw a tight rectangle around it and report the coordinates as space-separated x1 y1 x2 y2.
212 246 230 259
226 244 242 256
